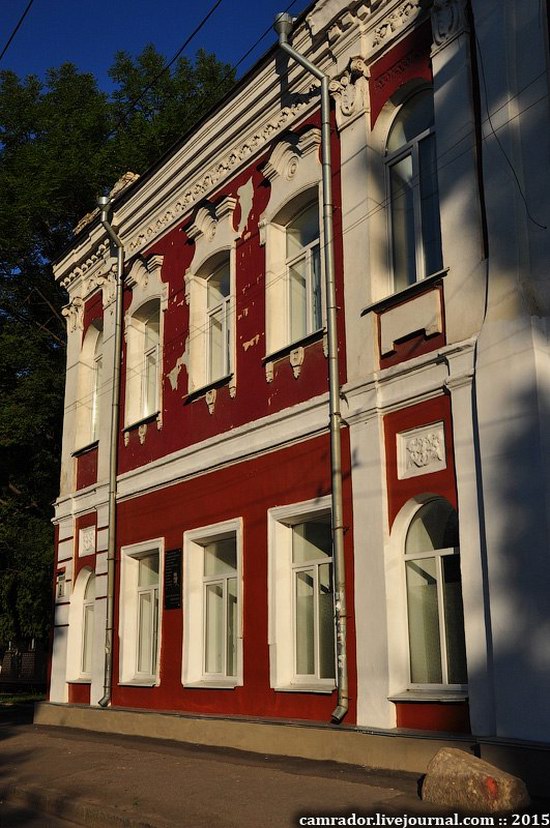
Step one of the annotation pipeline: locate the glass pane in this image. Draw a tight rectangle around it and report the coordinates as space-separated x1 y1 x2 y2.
318 563 335 679
289 258 307 341
204 538 237 576
390 154 416 290
208 262 230 308
406 558 442 683
419 133 443 277
137 591 153 674
145 312 160 350
387 90 435 153
286 201 319 257
144 348 158 415
443 556 468 683
295 569 315 675
84 574 95 601
205 582 224 674
82 603 94 675
311 245 322 331
292 519 331 564
226 577 238 677
92 354 103 440
208 308 224 380
406 500 458 556
138 554 159 587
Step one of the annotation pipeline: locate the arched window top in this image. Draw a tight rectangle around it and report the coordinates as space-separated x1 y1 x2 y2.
207 259 230 307
84 572 95 601
405 498 458 555
134 298 160 326
387 90 435 154
286 200 320 258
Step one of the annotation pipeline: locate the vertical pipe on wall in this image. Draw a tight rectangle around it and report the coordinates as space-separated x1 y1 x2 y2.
274 13 349 722
97 196 124 708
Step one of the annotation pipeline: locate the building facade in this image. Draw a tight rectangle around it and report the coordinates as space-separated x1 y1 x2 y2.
49 0 550 754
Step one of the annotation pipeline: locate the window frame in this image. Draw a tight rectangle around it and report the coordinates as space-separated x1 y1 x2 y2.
205 256 232 386
182 518 243 689
284 199 324 345
75 319 103 450
268 496 336 693
385 91 443 292
119 538 164 686
66 567 96 684
81 573 95 678
401 498 467 692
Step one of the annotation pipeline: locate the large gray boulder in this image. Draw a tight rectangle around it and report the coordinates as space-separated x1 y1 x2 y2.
422 747 531 814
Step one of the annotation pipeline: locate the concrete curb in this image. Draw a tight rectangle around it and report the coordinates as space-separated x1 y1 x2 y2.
0 784 163 828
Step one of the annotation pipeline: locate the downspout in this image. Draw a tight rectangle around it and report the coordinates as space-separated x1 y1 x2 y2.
97 195 124 708
274 13 349 723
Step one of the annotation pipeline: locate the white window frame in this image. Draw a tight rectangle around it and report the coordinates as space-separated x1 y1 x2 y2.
75 320 103 450
119 538 164 686
81 574 95 678
182 518 243 688
66 567 96 683
402 499 466 691
205 256 232 385
268 496 336 693
385 91 443 292
284 200 324 345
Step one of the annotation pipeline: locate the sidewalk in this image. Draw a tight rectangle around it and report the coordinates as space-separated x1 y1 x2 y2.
0 705 447 827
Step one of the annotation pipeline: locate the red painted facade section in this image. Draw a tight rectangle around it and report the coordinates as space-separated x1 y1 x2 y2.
396 700 470 733
68 683 91 704
112 432 357 724
384 395 457 529
378 283 446 369
117 111 347 478
369 22 433 127
82 290 103 340
75 445 98 490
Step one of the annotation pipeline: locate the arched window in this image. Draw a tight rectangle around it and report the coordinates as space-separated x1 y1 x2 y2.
404 498 467 686
75 321 103 449
125 299 161 425
81 574 95 677
285 199 322 343
386 90 443 292
206 257 231 383
90 332 103 442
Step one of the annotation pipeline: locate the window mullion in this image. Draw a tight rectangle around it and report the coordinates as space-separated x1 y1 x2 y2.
435 555 449 684
412 142 425 280
313 563 320 680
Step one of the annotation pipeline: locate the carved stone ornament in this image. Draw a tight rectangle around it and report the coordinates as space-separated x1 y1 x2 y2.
59 241 110 292
371 0 422 49
128 102 309 254
397 422 446 479
205 388 217 414
62 297 84 333
138 423 148 445
262 129 321 184
79 526 96 557
265 361 274 383
329 57 370 129
431 0 468 52
124 431 130 447
289 346 305 379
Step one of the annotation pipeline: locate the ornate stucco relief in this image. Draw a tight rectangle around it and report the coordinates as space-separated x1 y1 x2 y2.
397 421 446 479
329 56 370 128
430 0 469 54
128 102 310 255
78 526 96 557
62 297 84 333
371 0 422 48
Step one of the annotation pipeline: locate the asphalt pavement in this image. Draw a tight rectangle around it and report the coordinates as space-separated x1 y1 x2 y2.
0 703 448 827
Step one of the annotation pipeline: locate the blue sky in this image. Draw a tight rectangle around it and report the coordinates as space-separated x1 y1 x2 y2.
0 0 312 90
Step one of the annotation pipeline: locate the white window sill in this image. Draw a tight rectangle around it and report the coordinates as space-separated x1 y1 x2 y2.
186 373 233 400
118 678 158 688
71 440 99 458
123 411 161 432
183 679 240 690
274 683 336 694
264 328 325 364
389 688 468 703
361 268 449 317
67 678 91 684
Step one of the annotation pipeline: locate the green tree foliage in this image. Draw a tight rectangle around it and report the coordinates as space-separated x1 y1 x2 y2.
0 46 235 647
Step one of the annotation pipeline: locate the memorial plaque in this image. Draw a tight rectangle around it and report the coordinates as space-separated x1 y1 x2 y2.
164 548 182 610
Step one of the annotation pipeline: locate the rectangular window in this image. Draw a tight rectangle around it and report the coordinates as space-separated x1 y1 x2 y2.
183 520 242 688
119 540 163 685
268 498 336 692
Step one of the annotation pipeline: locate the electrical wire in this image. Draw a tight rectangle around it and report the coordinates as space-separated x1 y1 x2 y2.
0 0 35 64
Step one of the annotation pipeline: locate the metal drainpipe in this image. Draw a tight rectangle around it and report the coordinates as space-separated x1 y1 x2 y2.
274 13 349 723
97 195 124 708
